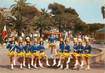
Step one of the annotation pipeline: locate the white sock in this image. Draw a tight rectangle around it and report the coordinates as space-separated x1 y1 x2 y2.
31 59 34 66
11 64 14 69
86 65 90 70
34 63 38 68
65 64 69 69
39 60 44 68
66 57 70 64
46 60 50 66
20 63 22 69
52 59 56 66
23 60 25 66
74 60 79 67
57 59 61 67
13 59 16 65
60 64 63 69
80 60 84 68
28 64 31 69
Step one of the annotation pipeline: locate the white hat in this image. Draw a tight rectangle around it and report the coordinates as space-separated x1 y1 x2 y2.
8 37 12 41
19 37 23 40
26 37 30 40
78 38 82 42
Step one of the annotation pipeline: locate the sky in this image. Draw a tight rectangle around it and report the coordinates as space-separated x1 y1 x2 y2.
0 0 105 23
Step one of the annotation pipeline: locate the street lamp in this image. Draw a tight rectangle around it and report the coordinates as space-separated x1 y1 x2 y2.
101 5 105 19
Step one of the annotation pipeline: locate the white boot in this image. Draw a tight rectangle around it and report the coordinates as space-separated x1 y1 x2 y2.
65 64 69 69
74 60 79 69
57 59 61 67
52 59 56 66
13 59 16 66
46 60 50 66
60 64 63 69
20 63 23 69
11 64 14 69
23 60 25 67
80 60 84 69
34 64 38 69
85 65 90 70
31 59 34 66
39 60 44 68
66 57 70 64
28 64 31 69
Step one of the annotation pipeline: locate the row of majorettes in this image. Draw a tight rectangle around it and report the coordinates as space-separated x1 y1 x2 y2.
6 36 92 70
57 38 92 70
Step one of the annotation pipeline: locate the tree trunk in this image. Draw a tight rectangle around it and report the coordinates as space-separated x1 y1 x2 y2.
39 28 42 37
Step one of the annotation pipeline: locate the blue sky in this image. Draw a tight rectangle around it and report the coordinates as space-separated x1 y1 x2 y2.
0 0 105 23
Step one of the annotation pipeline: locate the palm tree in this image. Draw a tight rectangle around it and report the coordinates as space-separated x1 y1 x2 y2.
34 8 51 37
10 0 29 36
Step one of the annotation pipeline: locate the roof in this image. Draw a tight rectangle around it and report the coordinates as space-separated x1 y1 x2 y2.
97 28 105 33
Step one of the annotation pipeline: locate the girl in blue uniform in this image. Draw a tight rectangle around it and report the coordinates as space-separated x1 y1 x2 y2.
64 40 71 69
24 37 32 69
48 34 56 54
37 38 50 68
6 36 17 69
83 41 92 70
73 38 80 70
73 39 84 70
77 41 85 70
65 41 71 52
52 38 64 67
30 38 39 68
57 39 71 69
59 38 65 52
16 37 25 69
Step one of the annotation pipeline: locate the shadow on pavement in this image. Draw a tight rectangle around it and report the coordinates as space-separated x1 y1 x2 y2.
91 61 105 70
0 65 10 70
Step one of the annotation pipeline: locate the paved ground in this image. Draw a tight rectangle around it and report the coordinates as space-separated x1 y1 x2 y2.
0 44 105 73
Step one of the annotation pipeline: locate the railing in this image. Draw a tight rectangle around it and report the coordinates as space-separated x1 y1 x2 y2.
90 48 105 63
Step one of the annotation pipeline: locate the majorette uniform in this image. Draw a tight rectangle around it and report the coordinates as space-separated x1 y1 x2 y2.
24 43 32 58
30 43 40 68
6 41 17 57
48 35 56 48
83 43 92 58
6 38 17 69
16 43 25 57
59 41 65 52
37 43 46 59
65 43 71 52
37 42 47 68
